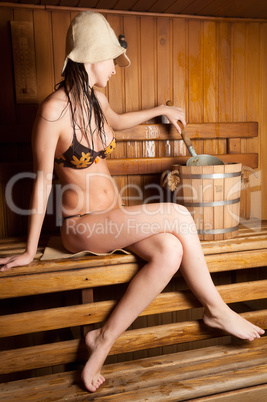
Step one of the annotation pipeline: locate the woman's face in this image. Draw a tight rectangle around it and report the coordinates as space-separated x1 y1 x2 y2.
85 59 116 87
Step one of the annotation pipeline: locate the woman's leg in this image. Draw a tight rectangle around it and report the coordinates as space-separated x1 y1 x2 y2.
81 233 183 392
61 203 264 391
62 202 264 339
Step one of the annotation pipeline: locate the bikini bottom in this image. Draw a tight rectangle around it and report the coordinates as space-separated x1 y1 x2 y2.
62 212 91 221
62 204 126 221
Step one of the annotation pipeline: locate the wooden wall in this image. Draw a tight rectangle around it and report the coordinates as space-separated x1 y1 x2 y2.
0 4 266 368
0 4 267 238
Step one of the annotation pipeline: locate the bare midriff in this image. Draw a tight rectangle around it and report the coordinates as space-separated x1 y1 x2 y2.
55 159 122 218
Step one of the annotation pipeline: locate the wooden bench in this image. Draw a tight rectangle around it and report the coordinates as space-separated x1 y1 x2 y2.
0 221 266 401
0 122 266 400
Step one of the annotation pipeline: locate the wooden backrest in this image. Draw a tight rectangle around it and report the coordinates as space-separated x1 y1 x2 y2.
0 122 258 237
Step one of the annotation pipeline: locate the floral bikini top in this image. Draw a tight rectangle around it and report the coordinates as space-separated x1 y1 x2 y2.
54 130 116 169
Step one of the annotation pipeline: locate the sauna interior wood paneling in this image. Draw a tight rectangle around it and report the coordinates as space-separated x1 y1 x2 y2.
0 4 266 370
8 0 267 20
0 4 267 238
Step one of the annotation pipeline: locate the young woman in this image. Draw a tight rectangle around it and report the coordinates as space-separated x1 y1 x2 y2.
0 11 264 393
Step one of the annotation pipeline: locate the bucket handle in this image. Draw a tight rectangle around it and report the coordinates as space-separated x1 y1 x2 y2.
161 165 258 192
160 169 180 191
241 165 258 190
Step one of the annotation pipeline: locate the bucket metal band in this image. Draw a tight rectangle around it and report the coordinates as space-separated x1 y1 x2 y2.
198 224 239 235
181 172 241 179
183 197 240 208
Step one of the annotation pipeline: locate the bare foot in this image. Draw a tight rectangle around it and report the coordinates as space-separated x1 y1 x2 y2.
203 305 265 341
81 328 112 392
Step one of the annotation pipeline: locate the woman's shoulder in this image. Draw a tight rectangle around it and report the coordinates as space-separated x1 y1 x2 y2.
95 90 109 108
38 88 69 124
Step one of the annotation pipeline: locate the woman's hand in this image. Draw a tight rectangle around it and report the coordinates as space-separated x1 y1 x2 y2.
0 251 34 272
163 103 186 133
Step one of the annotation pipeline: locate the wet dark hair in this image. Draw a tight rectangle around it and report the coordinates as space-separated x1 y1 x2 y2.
56 60 107 150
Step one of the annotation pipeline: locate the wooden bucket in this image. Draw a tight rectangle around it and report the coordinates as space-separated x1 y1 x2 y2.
175 163 242 240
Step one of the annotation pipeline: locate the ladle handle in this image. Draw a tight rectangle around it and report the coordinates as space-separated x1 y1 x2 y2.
166 101 197 158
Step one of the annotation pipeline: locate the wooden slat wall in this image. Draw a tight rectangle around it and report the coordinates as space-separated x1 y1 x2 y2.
0 5 266 367
0 4 267 238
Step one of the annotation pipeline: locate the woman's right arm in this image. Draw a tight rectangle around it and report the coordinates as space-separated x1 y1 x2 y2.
0 99 61 271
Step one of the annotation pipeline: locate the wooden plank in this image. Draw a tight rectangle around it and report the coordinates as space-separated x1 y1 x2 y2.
172 18 188 116
109 156 177 174
115 122 258 141
108 13 135 167
246 24 260 148
12 7 37 138
33 9 54 101
0 263 139 298
108 154 258 175
0 339 265 397
92 364 267 401
103 360 267 401
232 22 246 124
0 122 258 143
122 11 146 208
106 14 124 114
193 383 267 401
124 14 140 113
97 0 118 10
78 350 267 400
0 281 266 338
157 17 172 105
213 165 225 240
260 23 267 220
231 24 248 219
0 7 16 124
205 249 267 272
217 22 232 122
0 342 266 401
25 2 265 21
1 346 267 400
1 311 266 375
203 21 217 123
140 16 155 110
1 247 267 298
223 163 241 239
81 287 94 336
192 165 204 236
51 11 70 84
102 336 267 375
0 253 137 276
0 183 7 238
203 21 221 159
203 165 214 240
202 234 267 255
188 20 203 123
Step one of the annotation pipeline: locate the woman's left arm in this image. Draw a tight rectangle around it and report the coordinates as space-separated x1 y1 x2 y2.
97 92 186 133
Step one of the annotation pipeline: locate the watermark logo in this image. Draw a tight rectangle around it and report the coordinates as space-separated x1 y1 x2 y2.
4 169 262 233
